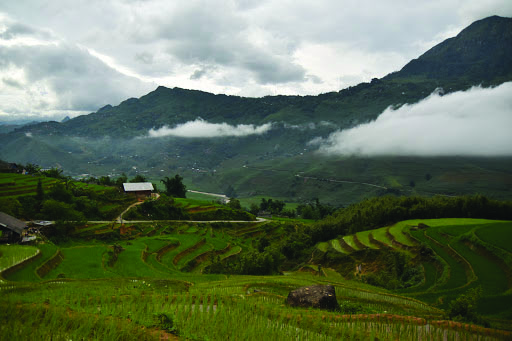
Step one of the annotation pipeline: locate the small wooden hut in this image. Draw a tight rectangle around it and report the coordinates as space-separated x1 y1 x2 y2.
0 212 27 243
123 182 154 200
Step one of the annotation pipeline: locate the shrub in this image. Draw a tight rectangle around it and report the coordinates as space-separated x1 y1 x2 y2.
154 313 179 335
447 287 484 324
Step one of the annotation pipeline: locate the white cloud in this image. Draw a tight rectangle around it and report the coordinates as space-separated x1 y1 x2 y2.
314 82 512 156
148 119 273 138
0 14 155 120
284 121 336 131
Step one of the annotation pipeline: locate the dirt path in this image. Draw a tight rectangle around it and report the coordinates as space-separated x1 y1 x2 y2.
187 190 230 203
116 201 144 223
116 194 161 223
88 217 267 224
242 164 456 197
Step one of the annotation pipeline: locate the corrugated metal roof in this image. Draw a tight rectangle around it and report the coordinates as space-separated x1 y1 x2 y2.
123 182 154 192
0 212 27 234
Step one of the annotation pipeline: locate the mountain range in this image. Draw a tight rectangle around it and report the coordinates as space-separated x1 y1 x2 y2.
1 15 511 206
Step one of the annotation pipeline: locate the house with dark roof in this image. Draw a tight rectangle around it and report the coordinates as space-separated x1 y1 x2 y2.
0 212 27 243
123 182 154 200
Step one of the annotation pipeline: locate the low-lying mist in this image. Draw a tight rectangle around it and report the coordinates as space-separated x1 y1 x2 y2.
312 82 512 156
148 118 272 138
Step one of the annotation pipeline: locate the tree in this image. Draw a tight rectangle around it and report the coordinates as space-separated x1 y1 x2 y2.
24 163 40 174
447 287 483 323
225 185 237 198
48 183 73 203
260 198 269 211
36 178 45 202
41 200 85 222
269 199 285 214
99 176 113 186
257 237 270 252
41 168 65 179
130 174 147 183
0 198 22 217
161 174 187 198
227 198 241 210
115 173 128 188
249 203 259 215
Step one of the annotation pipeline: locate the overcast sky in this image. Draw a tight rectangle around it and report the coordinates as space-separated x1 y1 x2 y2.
0 1 511 121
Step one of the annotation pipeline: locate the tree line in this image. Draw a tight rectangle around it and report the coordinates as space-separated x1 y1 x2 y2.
245 197 334 220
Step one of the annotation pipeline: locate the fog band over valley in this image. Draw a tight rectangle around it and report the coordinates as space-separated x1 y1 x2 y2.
313 82 512 156
148 118 272 138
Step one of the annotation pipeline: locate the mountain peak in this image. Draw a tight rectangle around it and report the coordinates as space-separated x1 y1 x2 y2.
389 15 512 82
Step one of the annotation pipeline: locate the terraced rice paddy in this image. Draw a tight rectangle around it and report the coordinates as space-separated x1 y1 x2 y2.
1 222 256 283
0 173 58 198
0 245 39 272
321 218 512 319
342 235 361 251
355 230 379 249
1 218 511 339
475 222 512 253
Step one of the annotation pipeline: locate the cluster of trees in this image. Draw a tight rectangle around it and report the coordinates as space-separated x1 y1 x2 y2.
124 194 189 220
248 198 295 217
14 163 69 180
296 199 335 220
205 245 284 275
204 222 311 276
1 179 131 222
82 173 149 189
161 175 187 198
245 197 334 220
447 287 487 326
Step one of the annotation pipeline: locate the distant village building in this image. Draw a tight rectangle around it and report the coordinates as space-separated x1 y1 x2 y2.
123 182 154 200
0 163 24 174
0 212 27 243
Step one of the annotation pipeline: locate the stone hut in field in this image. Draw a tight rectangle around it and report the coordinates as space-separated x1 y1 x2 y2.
123 182 154 200
0 212 27 243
